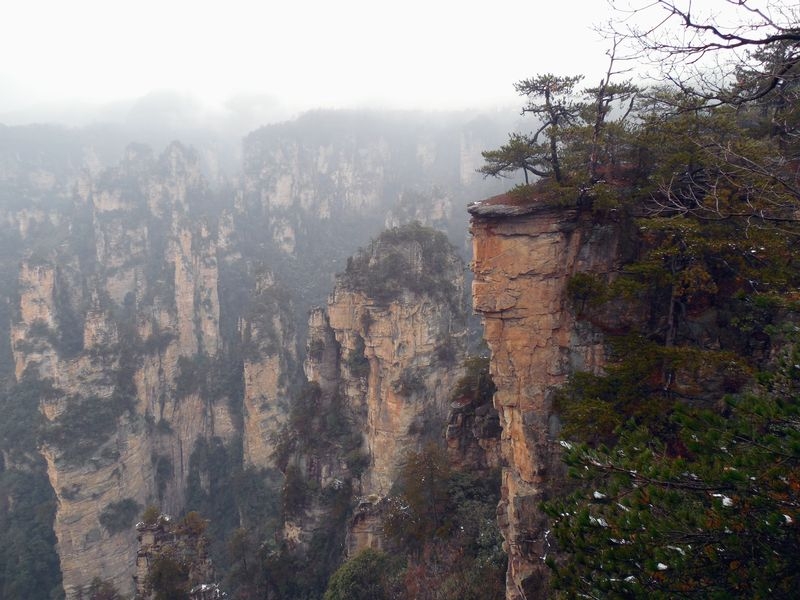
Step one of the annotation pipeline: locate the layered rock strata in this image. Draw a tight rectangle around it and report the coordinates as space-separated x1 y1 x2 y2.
469 199 621 599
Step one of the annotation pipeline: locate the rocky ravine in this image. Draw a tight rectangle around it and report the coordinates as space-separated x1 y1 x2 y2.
1 111 512 598
469 199 623 600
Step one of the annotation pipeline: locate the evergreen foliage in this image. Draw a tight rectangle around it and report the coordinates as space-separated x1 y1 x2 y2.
383 444 454 548
141 505 161 526
546 349 800 598
479 60 640 198
342 221 460 307
450 354 496 405
184 435 284 581
241 282 295 361
147 552 190 600
479 133 544 185
0 372 63 599
343 335 370 379
0 468 63 600
273 382 365 476
376 444 506 599
74 577 123 600
41 393 132 464
321 447 505 600
99 498 142 535
323 549 404 600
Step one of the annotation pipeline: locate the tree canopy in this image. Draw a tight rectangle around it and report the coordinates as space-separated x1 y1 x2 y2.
546 344 800 598
479 52 642 195
608 0 800 107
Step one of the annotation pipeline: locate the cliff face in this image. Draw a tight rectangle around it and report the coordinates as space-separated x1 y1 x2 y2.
241 275 298 470
325 287 463 495
9 143 254 597
469 201 622 599
302 224 470 553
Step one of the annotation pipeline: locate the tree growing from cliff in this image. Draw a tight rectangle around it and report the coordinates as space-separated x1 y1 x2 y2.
323 549 403 600
479 53 645 196
480 75 584 185
383 444 453 549
479 133 543 185
342 221 460 308
147 552 190 600
515 74 585 183
533 4 800 597
0 374 62 600
376 442 506 599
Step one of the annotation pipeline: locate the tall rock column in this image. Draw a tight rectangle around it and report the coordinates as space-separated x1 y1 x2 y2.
469 199 621 599
301 223 469 553
241 274 298 469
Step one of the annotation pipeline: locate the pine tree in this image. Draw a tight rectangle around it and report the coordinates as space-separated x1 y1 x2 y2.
546 338 800 598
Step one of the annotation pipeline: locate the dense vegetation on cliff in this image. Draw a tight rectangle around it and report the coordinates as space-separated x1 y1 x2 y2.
477 1 799 597
342 221 461 307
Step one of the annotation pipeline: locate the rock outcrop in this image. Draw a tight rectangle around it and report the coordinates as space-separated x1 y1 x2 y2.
469 199 622 599
9 144 248 597
241 273 298 469
302 223 470 554
133 513 217 599
444 362 503 472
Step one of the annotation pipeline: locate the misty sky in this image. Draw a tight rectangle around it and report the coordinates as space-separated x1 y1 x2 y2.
1 0 616 125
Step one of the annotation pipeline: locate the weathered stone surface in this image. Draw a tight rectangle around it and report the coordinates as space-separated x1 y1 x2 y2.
10 144 240 598
445 395 503 472
303 228 470 555
12 261 58 379
470 202 621 600
241 273 298 470
326 288 465 495
172 225 220 358
42 423 150 597
345 497 386 556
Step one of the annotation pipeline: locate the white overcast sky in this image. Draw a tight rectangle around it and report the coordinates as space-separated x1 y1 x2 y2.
1 0 617 123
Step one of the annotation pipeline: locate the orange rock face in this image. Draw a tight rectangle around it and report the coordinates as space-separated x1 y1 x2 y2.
470 203 621 599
